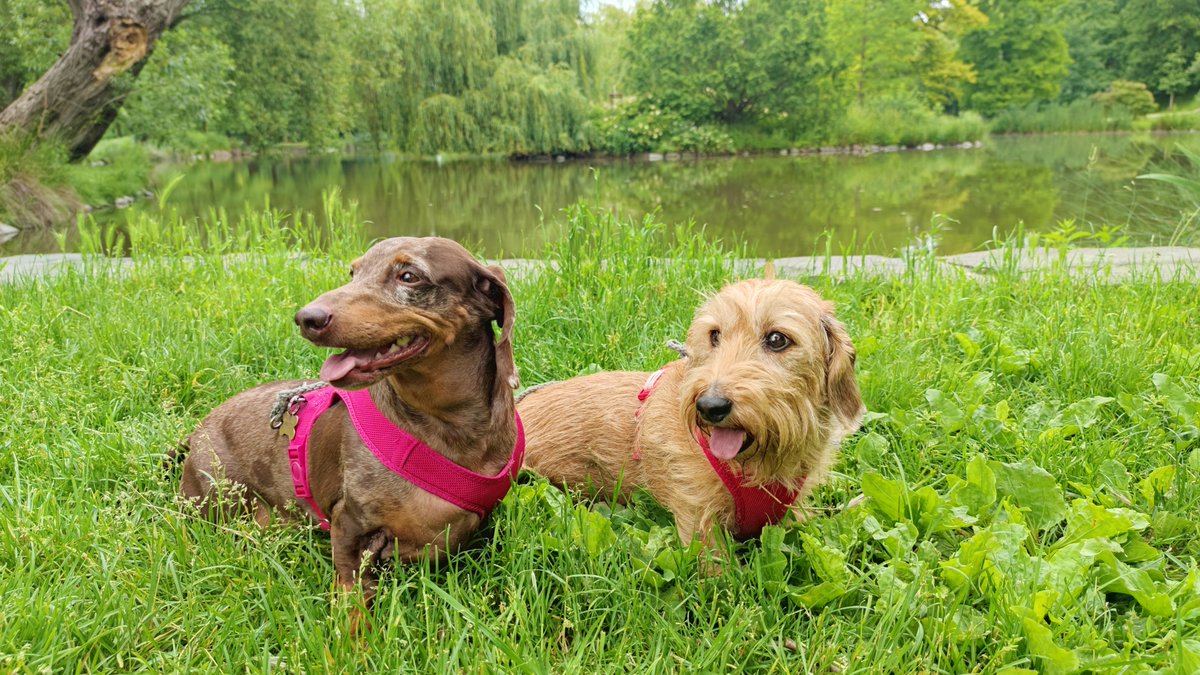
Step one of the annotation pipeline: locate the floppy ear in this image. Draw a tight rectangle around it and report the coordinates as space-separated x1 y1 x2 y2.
821 310 864 434
474 264 519 397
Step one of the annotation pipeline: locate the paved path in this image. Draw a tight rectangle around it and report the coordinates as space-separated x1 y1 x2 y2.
3 247 1199 285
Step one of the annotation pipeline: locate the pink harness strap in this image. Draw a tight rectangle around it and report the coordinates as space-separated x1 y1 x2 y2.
636 362 801 539
286 387 525 530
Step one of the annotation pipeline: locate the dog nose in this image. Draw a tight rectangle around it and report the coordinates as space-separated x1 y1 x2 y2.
295 306 333 336
696 394 733 424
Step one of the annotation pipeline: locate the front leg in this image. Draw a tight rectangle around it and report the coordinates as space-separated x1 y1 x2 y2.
329 504 380 632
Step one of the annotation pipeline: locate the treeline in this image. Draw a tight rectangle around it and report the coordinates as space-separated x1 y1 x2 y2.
1 0 1198 157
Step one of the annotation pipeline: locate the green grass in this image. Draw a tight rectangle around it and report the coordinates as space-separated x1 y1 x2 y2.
1 199 1198 672
990 101 1135 134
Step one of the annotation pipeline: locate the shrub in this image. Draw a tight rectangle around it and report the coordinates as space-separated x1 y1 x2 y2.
1091 80 1157 116
595 101 734 155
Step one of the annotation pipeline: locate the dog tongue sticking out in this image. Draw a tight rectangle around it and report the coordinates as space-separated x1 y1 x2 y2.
707 427 746 461
319 352 364 383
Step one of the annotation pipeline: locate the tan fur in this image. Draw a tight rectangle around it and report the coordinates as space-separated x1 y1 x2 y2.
178 236 519 614
519 279 864 546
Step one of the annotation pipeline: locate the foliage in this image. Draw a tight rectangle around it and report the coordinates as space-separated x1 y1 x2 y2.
990 100 1134 134
625 0 844 139
115 23 235 149
832 97 987 147
594 101 734 154
959 0 1072 116
202 0 356 150
0 0 70 108
63 137 152 206
0 130 74 228
1091 80 1159 116
1 199 1200 670
1116 0 1200 101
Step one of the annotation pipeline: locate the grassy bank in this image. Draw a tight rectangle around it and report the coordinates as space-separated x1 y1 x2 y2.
1 201 1198 671
0 134 152 228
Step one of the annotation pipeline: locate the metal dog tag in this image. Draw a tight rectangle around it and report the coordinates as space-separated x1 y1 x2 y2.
278 412 299 440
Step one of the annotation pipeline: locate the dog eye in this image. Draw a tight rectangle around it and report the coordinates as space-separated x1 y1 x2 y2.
764 331 791 352
709 329 720 347
398 270 420 284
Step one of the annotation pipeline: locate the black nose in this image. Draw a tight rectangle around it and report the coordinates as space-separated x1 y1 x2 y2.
696 393 733 424
295 306 333 336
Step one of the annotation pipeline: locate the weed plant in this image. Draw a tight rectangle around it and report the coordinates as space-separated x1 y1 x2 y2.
0 198 1198 671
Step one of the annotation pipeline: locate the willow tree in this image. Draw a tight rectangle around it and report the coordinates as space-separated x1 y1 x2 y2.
0 0 191 159
355 0 595 156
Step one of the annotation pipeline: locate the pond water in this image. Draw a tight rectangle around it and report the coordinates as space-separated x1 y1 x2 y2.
4 132 1199 258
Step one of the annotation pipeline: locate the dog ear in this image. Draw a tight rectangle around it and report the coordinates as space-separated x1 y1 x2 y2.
821 311 864 434
474 264 519 394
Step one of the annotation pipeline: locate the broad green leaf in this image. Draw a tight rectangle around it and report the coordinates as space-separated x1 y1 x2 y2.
862 514 918 559
1095 551 1174 617
854 431 890 469
862 472 906 523
1021 616 1080 675
1061 396 1114 429
862 472 972 534
1175 640 1200 675
1059 500 1148 546
1096 459 1132 497
755 526 788 588
953 331 981 358
926 388 966 433
787 580 846 610
1119 537 1162 564
948 453 997 517
941 521 1030 593
1139 465 1177 509
989 460 1068 532
1044 538 1122 604
800 531 848 585
573 506 616 557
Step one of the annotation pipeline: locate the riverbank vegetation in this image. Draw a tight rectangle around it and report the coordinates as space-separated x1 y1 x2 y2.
1 0 1198 228
0 201 1197 670
4 0 1198 159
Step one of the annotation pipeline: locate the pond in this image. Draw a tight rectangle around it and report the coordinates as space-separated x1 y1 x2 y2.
4 132 1199 258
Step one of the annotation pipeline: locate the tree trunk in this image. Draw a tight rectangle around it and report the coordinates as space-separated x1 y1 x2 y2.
0 0 191 160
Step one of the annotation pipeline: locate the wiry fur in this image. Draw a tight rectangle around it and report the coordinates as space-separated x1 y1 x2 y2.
177 236 519 617
519 279 864 546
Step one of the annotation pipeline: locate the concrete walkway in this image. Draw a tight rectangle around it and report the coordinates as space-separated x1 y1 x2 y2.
3 247 1199 285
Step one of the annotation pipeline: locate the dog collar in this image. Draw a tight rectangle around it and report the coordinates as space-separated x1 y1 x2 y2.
636 362 801 539
285 386 525 529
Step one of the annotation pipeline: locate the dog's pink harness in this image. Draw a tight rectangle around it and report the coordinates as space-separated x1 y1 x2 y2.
637 364 802 539
284 387 525 530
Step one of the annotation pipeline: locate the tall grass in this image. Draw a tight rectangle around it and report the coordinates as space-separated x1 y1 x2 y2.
990 100 1134 134
0 199 1198 671
0 133 154 229
0 131 77 228
832 102 987 147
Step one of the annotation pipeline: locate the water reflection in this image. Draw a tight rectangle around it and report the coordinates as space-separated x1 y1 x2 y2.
4 133 1197 257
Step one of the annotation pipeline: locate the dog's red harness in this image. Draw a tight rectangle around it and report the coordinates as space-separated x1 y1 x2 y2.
637 364 801 539
284 386 525 530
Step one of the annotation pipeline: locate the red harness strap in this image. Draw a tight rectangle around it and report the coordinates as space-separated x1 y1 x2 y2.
636 362 801 539
286 387 525 530
695 430 801 539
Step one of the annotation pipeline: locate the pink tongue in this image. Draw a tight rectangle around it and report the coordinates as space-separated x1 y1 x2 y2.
320 351 365 382
708 428 746 460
